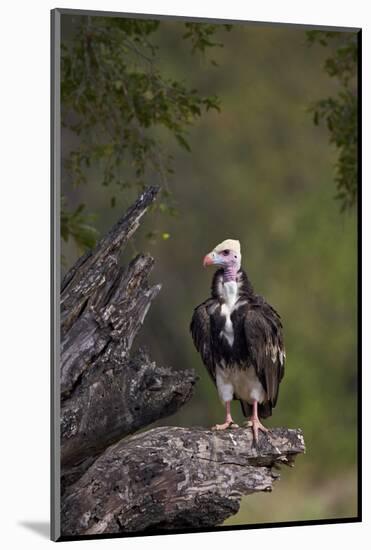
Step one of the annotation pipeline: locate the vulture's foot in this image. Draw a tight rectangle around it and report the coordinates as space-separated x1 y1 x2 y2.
245 418 268 442
212 420 239 431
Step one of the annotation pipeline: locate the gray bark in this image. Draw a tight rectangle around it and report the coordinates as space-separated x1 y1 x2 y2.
61 350 197 488
61 426 305 536
60 186 161 398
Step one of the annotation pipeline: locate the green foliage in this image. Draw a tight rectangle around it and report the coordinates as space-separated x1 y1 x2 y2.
61 16 228 250
307 31 358 211
183 21 232 60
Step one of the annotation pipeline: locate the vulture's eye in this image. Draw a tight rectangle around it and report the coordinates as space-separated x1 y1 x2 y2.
222 250 230 256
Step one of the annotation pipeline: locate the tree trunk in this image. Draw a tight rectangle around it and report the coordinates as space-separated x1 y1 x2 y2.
59 187 305 538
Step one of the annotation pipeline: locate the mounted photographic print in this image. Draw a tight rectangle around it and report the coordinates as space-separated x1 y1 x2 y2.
51 8 361 542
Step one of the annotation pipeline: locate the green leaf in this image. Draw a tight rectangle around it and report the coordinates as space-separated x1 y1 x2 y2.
175 133 191 152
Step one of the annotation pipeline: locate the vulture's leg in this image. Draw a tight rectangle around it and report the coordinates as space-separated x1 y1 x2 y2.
212 401 239 430
248 400 268 442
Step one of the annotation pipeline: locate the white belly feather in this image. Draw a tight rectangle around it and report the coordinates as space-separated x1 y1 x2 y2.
216 364 266 404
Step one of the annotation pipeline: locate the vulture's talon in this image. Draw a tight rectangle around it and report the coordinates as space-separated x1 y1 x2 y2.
212 420 238 431
249 417 268 442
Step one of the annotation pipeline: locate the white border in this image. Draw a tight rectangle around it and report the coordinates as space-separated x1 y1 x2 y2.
1 1 368 548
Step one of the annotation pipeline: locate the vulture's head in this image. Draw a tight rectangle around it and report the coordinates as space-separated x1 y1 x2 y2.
203 239 241 271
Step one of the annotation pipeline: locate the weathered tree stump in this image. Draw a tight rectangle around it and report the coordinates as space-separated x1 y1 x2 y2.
60 187 305 538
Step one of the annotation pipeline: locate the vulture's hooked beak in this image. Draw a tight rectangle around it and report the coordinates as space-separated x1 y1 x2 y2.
203 252 216 267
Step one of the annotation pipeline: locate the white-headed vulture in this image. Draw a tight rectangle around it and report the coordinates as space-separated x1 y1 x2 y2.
190 239 285 441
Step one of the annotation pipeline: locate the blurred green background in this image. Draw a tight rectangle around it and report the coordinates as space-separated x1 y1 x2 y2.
61 16 358 525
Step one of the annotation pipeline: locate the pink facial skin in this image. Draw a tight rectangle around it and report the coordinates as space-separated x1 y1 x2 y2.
203 249 241 282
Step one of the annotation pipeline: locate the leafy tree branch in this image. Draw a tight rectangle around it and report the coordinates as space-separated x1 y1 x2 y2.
307 30 358 211
61 17 230 250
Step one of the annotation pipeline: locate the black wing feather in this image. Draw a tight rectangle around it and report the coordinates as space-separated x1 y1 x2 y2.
243 302 285 408
190 300 216 385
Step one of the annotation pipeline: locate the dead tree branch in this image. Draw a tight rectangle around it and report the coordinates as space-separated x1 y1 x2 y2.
60 187 198 491
61 426 305 536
